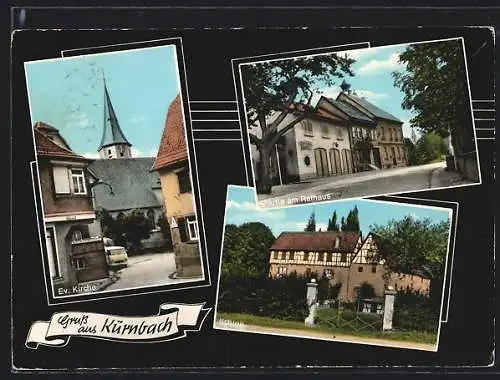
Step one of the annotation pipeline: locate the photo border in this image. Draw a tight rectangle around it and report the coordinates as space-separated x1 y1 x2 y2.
24 37 211 305
213 185 458 353
233 37 483 210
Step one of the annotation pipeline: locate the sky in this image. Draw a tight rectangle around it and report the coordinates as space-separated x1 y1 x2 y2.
24 45 182 159
258 38 463 140
225 186 452 238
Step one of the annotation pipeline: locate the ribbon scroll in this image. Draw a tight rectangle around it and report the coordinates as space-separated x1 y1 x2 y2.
25 303 211 349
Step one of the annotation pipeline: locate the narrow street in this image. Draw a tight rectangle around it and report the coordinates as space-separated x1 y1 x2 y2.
105 251 194 292
258 161 473 209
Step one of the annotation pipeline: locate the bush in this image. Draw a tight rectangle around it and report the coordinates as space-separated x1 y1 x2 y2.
218 273 309 321
392 289 439 333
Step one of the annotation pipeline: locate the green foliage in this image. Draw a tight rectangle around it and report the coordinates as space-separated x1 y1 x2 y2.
221 222 276 278
157 213 173 251
97 208 151 250
392 40 472 152
370 215 450 309
404 137 418 166
341 206 360 232
414 132 446 164
217 273 309 321
393 289 439 334
327 211 340 231
304 211 316 232
121 209 152 249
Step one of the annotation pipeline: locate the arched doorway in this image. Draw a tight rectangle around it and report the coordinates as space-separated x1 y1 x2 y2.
329 148 342 175
342 149 353 174
314 148 329 177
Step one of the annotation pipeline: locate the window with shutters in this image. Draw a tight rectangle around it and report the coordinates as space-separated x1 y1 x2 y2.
186 215 199 241
53 165 88 195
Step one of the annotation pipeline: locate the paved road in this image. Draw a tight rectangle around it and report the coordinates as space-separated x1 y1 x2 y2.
258 162 472 209
106 251 196 292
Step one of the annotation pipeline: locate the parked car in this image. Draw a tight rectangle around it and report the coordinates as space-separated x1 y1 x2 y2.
105 246 129 269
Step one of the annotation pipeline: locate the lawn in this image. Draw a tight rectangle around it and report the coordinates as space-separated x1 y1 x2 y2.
216 312 438 345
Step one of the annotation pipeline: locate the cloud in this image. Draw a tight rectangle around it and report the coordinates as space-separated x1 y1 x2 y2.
65 112 90 128
131 147 143 157
357 53 402 76
312 86 341 105
82 152 101 159
226 200 264 212
344 48 379 62
148 146 159 157
352 89 387 104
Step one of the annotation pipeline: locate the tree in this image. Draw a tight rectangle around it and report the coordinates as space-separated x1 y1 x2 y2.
342 206 360 232
404 137 418 166
370 215 451 309
304 211 316 232
157 213 173 251
221 222 276 279
414 132 445 164
340 216 345 231
392 39 473 160
327 211 340 231
241 54 355 194
121 209 152 250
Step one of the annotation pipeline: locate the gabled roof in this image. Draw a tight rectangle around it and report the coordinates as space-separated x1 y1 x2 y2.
337 92 403 124
34 121 59 133
89 157 162 211
270 231 361 253
152 95 188 171
320 97 376 126
98 84 131 150
34 127 91 162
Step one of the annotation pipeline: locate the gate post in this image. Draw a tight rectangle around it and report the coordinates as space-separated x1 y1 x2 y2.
383 286 397 331
305 278 318 327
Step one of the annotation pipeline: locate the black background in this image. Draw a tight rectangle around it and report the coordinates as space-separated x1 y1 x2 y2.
9 6 497 375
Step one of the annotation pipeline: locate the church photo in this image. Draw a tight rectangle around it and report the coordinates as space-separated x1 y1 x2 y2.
24 44 205 300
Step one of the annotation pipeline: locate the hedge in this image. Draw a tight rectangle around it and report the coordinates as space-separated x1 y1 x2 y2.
217 274 309 321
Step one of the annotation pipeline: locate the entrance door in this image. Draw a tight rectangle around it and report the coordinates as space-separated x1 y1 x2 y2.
329 148 342 175
391 147 397 166
314 148 329 177
342 149 353 173
373 148 382 168
45 227 60 278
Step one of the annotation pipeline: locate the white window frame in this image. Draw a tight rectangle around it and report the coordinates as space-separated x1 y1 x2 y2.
71 169 87 195
186 215 199 241
278 266 288 276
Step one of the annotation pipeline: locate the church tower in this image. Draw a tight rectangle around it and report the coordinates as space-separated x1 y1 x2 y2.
98 80 132 159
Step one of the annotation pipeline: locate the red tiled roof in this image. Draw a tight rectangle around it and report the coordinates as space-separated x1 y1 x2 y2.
34 128 90 161
315 108 346 123
152 95 188 171
270 231 361 253
34 121 59 132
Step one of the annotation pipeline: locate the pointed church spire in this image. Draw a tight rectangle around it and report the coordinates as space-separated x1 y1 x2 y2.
98 73 132 159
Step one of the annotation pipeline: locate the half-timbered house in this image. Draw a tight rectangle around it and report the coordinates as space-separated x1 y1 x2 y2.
269 231 430 302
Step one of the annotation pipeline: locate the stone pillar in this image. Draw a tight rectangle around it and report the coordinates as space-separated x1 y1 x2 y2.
383 286 397 331
170 217 202 279
304 279 318 327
